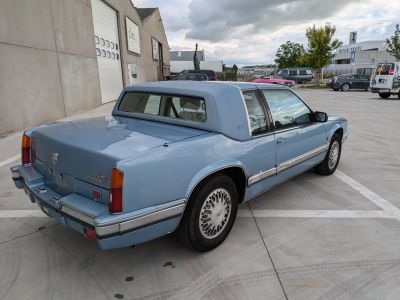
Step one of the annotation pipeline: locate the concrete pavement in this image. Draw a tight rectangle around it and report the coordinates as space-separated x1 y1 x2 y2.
1 90 400 299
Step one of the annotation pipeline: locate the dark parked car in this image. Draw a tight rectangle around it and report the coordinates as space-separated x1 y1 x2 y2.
328 74 370 91
176 69 218 81
173 73 208 81
278 68 314 83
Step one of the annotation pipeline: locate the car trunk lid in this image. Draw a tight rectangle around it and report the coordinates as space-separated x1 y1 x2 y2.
31 116 208 194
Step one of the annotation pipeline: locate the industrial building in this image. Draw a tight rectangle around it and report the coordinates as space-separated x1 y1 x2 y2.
169 50 223 73
0 0 170 136
324 33 395 76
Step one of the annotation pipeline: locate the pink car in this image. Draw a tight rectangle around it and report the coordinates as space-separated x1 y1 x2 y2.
253 75 295 87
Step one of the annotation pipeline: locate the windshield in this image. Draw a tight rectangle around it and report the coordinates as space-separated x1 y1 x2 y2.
118 92 207 123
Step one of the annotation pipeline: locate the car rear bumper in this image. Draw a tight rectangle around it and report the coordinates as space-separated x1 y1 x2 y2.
370 87 395 94
11 164 186 250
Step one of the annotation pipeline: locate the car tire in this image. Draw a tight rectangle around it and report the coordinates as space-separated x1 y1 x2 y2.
177 174 238 252
314 134 342 176
379 93 391 99
341 83 350 92
398 92 400 100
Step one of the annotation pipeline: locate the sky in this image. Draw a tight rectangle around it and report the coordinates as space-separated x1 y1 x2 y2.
133 0 400 66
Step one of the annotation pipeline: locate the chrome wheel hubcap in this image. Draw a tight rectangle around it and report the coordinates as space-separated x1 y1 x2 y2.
199 188 232 239
328 141 340 169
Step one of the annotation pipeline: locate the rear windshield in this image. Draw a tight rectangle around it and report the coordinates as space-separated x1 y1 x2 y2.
118 92 207 123
375 63 394 75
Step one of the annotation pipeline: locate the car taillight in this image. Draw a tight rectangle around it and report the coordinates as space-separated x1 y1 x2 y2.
210 76 217 81
389 67 394 75
109 168 123 213
21 134 31 164
84 228 97 240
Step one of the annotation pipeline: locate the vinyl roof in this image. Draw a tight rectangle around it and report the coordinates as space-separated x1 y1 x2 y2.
123 80 286 95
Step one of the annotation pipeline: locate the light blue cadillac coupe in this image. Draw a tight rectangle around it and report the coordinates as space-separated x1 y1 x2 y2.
11 81 347 251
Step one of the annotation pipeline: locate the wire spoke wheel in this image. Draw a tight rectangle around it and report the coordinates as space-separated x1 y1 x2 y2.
328 141 340 169
199 188 232 239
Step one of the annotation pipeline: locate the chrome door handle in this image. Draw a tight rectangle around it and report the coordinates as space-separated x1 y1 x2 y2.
276 137 286 144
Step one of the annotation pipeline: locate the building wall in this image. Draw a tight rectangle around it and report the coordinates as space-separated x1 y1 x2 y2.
334 40 385 61
0 0 170 136
100 0 170 85
356 50 395 64
324 50 396 76
0 0 101 135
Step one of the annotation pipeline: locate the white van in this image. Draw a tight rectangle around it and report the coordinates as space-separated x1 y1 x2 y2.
370 62 400 99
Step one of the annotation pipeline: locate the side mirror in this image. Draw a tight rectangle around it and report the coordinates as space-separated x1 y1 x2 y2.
314 111 328 122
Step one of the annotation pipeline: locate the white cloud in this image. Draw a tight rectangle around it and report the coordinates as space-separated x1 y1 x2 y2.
133 0 400 65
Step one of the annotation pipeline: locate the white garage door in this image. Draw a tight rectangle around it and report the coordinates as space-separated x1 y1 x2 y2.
91 0 123 104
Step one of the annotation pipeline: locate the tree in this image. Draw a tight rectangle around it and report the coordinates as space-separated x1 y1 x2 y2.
275 41 305 68
303 24 342 81
386 24 400 61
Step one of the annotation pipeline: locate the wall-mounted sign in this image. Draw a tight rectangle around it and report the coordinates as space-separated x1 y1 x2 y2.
126 17 140 54
152 38 159 60
128 64 137 85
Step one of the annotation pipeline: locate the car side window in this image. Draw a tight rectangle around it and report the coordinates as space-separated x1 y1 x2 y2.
262 90 311 130
242 91 268 136
359 75 369 80
289 70 297 76
280 70 288 76
347 75 354 79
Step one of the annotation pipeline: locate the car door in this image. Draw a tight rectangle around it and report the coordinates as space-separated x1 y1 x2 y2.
241 90 277 194
351 74 364 89
261 89 328 180
346 74 356 88
359 75 370 89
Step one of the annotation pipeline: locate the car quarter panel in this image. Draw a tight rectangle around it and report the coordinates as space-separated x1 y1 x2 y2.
117 132 277 211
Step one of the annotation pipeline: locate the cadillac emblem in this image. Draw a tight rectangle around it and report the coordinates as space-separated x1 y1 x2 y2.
88 171 107 184
52 152 59 164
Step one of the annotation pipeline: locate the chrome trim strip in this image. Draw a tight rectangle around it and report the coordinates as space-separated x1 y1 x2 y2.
119 203 185 233
95 203 186 237
61 205 95 226
247 144 329 186
276 144 329 173
248 167 276 186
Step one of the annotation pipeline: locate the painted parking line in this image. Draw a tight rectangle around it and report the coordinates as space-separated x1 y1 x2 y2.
237 209 394 219
0 210 45 218
0 154 19 168
334 170 400 220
